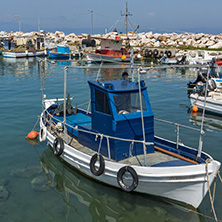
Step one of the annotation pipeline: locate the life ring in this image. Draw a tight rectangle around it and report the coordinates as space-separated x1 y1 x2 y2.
117 166 138 192
90 154 105 176
39 126 47 142
53 137 64 156
153 49 159 58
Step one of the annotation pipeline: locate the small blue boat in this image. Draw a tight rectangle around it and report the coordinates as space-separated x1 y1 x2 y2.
48 45 71 59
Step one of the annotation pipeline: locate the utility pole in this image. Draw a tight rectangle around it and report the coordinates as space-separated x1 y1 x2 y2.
14 15 21 32
88 9 93 35
38 17 40 33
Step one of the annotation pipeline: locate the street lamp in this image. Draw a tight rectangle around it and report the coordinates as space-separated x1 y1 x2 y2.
88 9 93 35
14 15 21 32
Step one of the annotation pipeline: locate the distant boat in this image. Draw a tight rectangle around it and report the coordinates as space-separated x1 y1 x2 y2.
190 72 222 115
85 37 130 63
158 53 187 65
48 45 71 59
2 36 48 58
38 70 220 208
187 50 216 65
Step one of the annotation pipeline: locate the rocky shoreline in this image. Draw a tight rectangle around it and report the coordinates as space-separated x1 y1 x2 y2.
1 30 222 50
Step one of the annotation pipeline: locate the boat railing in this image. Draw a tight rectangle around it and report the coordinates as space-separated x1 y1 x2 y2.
154 117 201 149
44 110 154 159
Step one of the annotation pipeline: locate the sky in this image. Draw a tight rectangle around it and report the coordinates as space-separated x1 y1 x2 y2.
1 0 222 35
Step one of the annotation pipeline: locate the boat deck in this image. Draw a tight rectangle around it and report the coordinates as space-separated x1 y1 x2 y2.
47 123 195 167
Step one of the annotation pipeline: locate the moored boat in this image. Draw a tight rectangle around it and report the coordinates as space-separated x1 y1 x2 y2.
190 88 222 116
39 70 220 208
2 34 50 58
48 45 71 59
85 37 130 63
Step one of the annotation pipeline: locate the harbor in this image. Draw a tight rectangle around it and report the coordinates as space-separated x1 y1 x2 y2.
0 56 222 221
1 1 222 221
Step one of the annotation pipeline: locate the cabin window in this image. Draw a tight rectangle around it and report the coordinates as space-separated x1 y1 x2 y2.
113 92 147 114
95 89 111 115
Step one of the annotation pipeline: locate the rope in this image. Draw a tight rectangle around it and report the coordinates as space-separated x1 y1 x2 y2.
206 159 218 221
32 116 40 131
218 171 222 182
95 134 103 155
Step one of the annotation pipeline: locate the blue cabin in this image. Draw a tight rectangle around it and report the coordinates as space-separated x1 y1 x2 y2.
57 45 70 54
78 79 155 161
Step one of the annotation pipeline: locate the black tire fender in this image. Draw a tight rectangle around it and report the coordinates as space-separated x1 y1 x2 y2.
117 166 138 192
144 49 149 57
147 50 152 57
53 137 64 156
90 154 105 176
166 50 172 58
153 49 159 57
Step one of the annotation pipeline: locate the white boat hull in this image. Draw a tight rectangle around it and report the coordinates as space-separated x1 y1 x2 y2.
86 52 130 63
40 117 220 208
2 50 47 58
190 93 222 115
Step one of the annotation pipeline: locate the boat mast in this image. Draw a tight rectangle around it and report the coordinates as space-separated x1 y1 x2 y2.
196 66 210 160
138 71 148 166
64 66 68 143
121 2 132 39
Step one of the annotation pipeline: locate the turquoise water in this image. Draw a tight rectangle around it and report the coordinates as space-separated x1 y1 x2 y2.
0 57 222 222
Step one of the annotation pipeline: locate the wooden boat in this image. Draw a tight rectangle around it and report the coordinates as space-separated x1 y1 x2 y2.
85 37 130 63
48 45 71 59
39 72 220 208
2 35 49 58
2 50 47 58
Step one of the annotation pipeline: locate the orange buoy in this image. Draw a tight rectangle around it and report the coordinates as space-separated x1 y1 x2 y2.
26 131 39 139
122 55 126 60
192 105 198 112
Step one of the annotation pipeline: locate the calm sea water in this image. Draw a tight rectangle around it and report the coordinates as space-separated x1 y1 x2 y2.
0 57 222 222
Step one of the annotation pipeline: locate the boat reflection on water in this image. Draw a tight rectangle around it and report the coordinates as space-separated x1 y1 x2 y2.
40 148 204 222
190 112 222 131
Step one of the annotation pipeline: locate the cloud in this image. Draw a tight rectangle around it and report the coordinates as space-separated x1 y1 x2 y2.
148 12 155 17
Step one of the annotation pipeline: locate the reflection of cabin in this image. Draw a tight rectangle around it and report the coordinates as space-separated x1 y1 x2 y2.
78 79 154 161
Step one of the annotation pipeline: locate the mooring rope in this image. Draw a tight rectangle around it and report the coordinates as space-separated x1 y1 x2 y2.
32 116 40 131
206 159 218 222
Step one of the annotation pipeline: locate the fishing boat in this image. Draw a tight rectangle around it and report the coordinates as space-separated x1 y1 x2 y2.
39 69 220 209
48 45 71 59
85 37 130 63
187 59 222 90
187 50 216 65
190 79 222 115
158 53 187 65
2 35 49 58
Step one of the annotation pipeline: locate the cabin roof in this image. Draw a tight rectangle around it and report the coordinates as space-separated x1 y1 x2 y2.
88 80 147 93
